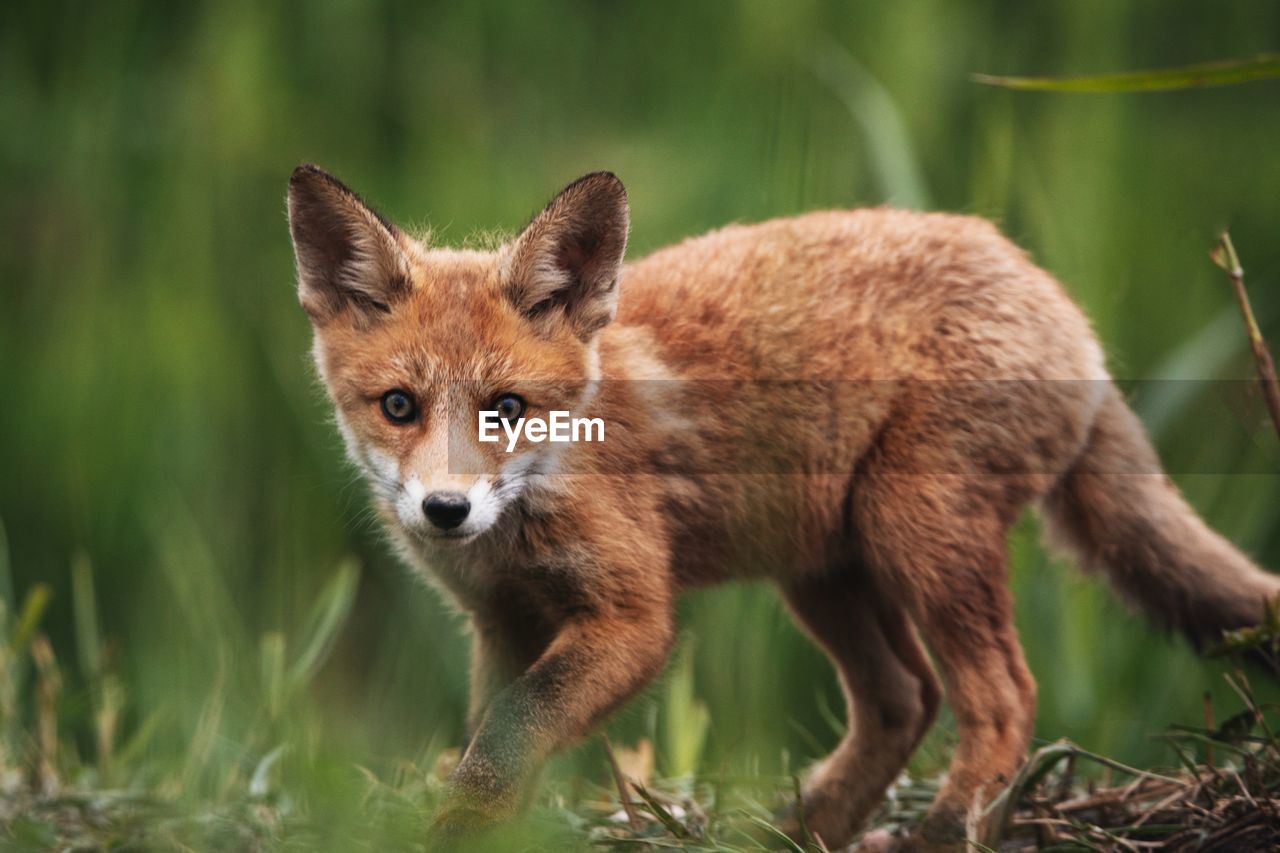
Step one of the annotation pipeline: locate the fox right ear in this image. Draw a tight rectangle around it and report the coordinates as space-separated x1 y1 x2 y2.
287 164 410 326
504 172 630 341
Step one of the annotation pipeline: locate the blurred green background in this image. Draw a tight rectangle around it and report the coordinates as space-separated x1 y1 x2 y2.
2 0 1280 834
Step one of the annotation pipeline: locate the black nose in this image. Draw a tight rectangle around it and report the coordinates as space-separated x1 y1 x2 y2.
423 492 470 530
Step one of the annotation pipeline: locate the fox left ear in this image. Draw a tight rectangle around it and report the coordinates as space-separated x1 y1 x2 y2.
504 172 630 340
287 164 411 327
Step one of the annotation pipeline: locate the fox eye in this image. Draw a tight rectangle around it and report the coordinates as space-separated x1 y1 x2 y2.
492 394 525 422
380 389 416 424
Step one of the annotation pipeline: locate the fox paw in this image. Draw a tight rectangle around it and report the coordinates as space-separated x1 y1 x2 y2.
427 801 502 852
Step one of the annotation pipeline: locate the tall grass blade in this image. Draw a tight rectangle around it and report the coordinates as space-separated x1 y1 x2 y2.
114 707 164 771
71 551 122 779
179 647 229 795
973 54 1280 93
1138 305 1248 438
810 39 932 209
0 516 12 614
249 743 287 798
146 493 248 651
71 551 101 679
740 812 805 852
285 559 359 695
260 631 286 721
10 584 52 655
661 639 710 778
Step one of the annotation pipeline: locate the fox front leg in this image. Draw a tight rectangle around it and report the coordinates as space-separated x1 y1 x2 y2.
431 609 674 835
463 620 537 748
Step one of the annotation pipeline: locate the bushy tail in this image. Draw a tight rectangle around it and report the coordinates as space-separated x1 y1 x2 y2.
1043 385 1280 650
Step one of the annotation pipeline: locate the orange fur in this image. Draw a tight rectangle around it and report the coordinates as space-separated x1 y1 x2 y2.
288 165 1280 849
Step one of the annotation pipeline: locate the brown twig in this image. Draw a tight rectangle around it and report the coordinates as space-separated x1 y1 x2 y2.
792 773 830 852
1210 231 1280 439
1204 691 1215 767
601 735 642 830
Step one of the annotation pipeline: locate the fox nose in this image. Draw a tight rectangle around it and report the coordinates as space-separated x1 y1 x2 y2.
423 491 470 530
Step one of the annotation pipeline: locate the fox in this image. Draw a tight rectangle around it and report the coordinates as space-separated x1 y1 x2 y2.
287 163 1280 850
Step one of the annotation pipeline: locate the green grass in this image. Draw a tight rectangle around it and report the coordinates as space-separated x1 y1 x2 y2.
2 552 1275 850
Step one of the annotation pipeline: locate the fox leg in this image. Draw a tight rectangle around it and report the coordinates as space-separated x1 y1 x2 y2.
855 473 1037 849
435 606 674 833
779 567 941 848
464 621 537 746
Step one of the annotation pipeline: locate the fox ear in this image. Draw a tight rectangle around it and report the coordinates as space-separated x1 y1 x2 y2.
287 164 410 326
505 172 629 340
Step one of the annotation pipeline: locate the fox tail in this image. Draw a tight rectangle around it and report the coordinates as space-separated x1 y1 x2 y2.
1042 385 1280 651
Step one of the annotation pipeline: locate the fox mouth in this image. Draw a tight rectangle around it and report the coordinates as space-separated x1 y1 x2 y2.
423 529 479 545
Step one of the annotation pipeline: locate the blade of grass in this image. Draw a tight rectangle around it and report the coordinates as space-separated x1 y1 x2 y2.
146 493 248 652
982 739 1186 847
631 781 690 839
661 638 710 778
248 743 287 798
260 631 286 721
738 812 805 853
285 559 359 696
813 688 845 740
1153 731 1256 761
982 741 1077 846
70 551 122 779
973 54 1280 93
1223 669 1277 748
114 707 164 770
1203 691 1215 766
10 583 52 654
178 646 229 795
809 38 932 209
70 551 101 679
0 516 12 612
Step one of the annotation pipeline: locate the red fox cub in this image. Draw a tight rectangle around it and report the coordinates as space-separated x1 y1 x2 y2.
288 164 1279 849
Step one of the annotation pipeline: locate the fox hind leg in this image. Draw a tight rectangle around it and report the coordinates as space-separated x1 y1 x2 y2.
779 565 942 849
854 469 1038 849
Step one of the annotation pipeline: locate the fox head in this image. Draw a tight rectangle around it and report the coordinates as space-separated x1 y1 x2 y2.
287 165 628 548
